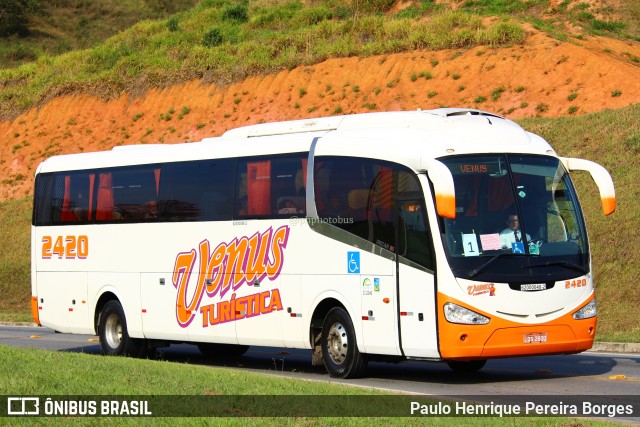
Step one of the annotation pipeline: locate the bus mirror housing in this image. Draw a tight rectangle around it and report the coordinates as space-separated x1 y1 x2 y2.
560 157 616 216
423 159 456 219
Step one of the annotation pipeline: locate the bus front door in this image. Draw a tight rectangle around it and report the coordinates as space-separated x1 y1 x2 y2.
395 188 439 359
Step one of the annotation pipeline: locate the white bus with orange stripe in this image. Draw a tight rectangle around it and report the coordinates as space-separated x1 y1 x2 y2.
31 109 615 378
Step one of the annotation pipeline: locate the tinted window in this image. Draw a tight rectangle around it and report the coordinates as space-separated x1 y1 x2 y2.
438 154 589 282
235 153 307 218
107 167 159 222
34 154 310 225
315 156 433 269
34 171 95 225
396 169 433 268
34 160 235 225
158 159 235 221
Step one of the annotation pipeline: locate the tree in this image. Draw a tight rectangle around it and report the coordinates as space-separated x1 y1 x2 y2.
0 0 41 36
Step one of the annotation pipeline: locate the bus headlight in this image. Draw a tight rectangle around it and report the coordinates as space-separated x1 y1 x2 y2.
572 299 597 320
444 303 490 325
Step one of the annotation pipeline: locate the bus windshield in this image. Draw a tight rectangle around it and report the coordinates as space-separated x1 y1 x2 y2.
438 154 589 282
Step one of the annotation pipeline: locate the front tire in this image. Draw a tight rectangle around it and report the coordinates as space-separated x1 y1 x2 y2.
321 307 367 378
98 300 148 357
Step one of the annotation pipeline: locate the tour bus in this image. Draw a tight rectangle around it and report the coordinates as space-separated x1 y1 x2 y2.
31 108 615 378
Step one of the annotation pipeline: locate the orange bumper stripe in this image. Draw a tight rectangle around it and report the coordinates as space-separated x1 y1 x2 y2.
438 292 596 360
31 296 41 326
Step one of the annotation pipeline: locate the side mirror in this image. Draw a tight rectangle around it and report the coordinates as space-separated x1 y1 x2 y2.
422 159 456 219
560 157 616 216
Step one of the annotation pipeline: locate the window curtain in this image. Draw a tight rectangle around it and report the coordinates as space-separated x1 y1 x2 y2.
247 161 271 215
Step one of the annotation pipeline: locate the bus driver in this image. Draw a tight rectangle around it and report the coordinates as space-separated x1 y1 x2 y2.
499 214 530 249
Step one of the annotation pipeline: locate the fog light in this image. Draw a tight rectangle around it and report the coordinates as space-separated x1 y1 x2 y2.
444 303 489 325
572 299 596 320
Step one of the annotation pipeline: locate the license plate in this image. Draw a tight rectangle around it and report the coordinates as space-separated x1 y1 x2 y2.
523 332 548 344
521 283 546 291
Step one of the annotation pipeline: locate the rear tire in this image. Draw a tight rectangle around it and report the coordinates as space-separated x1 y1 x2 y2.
321 307 367 378
446 359 487 373
197 343 249 360
98 300 148 357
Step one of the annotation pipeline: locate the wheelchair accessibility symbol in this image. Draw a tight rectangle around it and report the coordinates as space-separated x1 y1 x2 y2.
511 242 525 254
347 252 360 274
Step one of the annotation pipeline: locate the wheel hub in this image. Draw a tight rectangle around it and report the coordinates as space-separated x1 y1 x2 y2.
326 321 348 364
104 313 122 349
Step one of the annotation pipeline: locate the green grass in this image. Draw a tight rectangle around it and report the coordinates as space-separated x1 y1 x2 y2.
459 0 632 39
0 345 616 426
2 0 639 120
0 0 199 70
1 106 639 342
0 197 32 323
0 3 527 119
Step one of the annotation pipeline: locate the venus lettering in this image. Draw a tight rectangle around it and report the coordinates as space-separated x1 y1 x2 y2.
172 226 290 327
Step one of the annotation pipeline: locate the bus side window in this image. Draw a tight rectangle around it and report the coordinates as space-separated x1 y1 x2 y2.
158 159 234 222
60 173 94 224
108 168 158 222
315 157 370 240
396 168 434 270
315 156 397 250
236 153 307 219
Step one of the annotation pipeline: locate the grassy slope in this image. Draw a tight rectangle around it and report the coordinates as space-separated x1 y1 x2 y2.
0 197 31 323
1 105 638 340
0 0 199 69
4 0 638 120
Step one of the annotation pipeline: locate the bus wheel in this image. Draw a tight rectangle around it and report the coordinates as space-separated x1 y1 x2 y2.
446 360 487 373
99 300 147 357
197 343 249 360
321 307 367 378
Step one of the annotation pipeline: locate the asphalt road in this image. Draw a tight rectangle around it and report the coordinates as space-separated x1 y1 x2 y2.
2 325 639 422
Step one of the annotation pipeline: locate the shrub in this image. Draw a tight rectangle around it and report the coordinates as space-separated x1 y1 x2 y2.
536 103 549 113
491 86 505 101
203 27 223 47
0 0 41 36
591 19 625 32
222 4 249 23
166 16 179 32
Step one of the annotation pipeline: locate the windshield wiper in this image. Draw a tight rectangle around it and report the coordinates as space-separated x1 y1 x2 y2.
525 261 587 275
468 253 524 279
